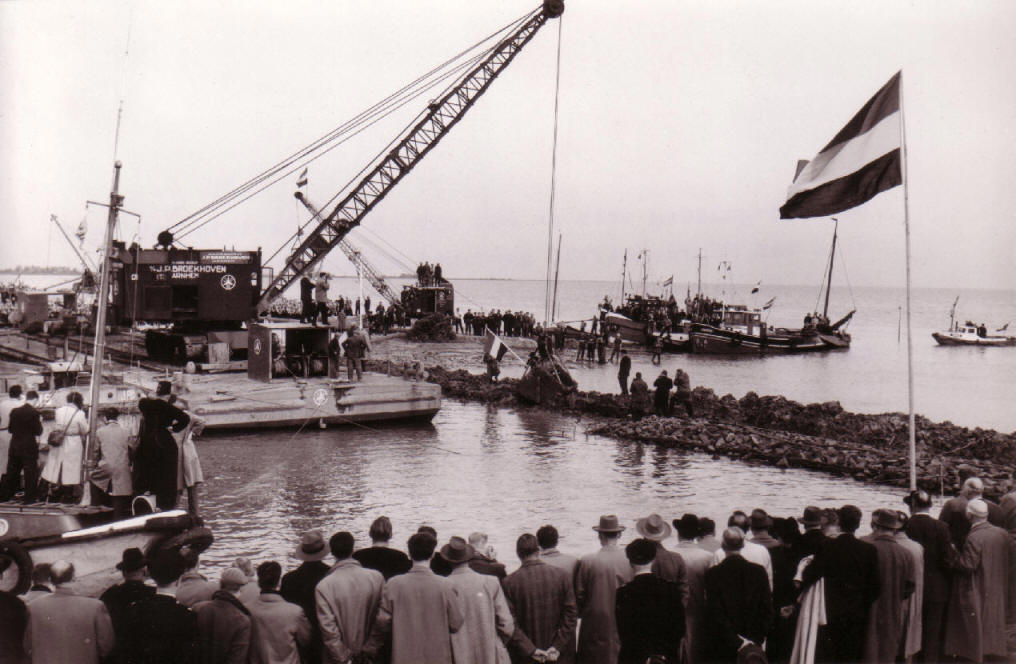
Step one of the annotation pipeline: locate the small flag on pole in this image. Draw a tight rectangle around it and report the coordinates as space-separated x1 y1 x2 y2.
75 217 87 245
750 281 761 294
780 72 902 219
483 328 509 361
998 323 1009 332
662 275 673 288
762 297 776 310
296 167 308 188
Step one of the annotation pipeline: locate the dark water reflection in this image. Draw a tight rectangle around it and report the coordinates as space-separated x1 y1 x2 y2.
196 399 926 575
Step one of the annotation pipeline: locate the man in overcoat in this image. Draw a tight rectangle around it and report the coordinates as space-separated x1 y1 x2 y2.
247 561 311 664
315 531 384 663
0 390 42 503
574 514 633 664
800 504 880 664
703 528 773 663
281 529 332 663
943 499 1011 662
24 560 115 664
504 533 577 664
93 407 136 519
443 535 515 664
136 380 189 509
192 568 252 664
860 509 915 663
904 489 956 664
616 538 685 664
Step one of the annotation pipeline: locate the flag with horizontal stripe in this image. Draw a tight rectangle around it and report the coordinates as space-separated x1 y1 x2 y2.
762 297 776 310
662 275 673 288
296 167 308 188
780 72 902 219
483 328 509 361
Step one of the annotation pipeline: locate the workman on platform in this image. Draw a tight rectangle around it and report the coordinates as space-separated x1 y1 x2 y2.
136 380 190 510
314 273 331 326
342 325 369 381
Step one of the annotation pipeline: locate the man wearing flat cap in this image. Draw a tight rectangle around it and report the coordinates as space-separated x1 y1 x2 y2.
616 537 685 664
636 513 689 604
860 508 915 663
281 529 332 663
903 489 955 664
193 567 253 664
575 514 633 664
943 498 1010 662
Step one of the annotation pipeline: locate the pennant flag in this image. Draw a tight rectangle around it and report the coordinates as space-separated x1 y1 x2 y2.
998 323 1009 332
483 328 509 361
780 72 902 219
750 280 761 294
762 297 776 310
296 167 309 188
662 275 673 288
75 216 87 245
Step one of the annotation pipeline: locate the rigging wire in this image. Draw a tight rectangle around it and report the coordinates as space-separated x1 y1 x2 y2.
543 15 564 325
111 2 134 163
170 10 535 242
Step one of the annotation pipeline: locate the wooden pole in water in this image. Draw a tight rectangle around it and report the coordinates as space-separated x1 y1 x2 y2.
900 72 917 491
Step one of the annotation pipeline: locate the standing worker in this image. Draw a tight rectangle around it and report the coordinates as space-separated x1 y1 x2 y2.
617 350 631 395
0 389 42 503
342 324 369 381
92 407 136 520
653 370 673 417
314 272 331 327
299 273 315 324
672 367 694 417
136 380 189 510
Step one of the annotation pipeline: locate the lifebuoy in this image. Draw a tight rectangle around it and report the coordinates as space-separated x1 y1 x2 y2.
0 539 33 594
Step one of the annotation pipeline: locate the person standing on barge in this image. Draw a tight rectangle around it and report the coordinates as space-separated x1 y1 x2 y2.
136 380 190 510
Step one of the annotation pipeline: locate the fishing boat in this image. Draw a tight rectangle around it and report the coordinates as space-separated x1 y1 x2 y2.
689 224 853 355
0 163 210 596
932 299 1015 346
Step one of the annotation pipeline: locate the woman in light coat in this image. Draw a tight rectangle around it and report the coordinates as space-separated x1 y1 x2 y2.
41 391 88 502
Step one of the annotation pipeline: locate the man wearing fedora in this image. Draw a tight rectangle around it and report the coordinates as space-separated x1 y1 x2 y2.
504 533 577 664
636 513 689 604
100 547 156 649
281 529 332 663
364 531 464 664
574 514 633 664
800 505 880 664
315 531 384 664
616 537 685 664
792 505 827 566
442 535 515 663
192 567 253 664
904 489 955 664
860 508 915 663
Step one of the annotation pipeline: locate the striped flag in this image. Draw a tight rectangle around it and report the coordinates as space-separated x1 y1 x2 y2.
483 328 509 361
75 216 87 245
662 275 673 288
762 297 776 310
780 72 902 219
296 167 308 188
751 280 761 294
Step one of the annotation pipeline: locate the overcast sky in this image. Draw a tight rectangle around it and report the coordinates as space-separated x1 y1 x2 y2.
3 0 1014 294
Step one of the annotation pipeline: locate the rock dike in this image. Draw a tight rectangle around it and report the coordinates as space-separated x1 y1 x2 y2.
420 365 1016 499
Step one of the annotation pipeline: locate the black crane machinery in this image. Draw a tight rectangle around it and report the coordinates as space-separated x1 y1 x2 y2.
256 0 564 314
124 0 563 362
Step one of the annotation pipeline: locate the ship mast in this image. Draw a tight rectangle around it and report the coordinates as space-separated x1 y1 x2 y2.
620 249 627 302
696 248 702 296
822 218 839 318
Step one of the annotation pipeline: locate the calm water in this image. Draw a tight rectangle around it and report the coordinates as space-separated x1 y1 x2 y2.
12 273 1012 573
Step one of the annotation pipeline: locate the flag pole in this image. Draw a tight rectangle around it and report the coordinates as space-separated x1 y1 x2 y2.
899 70 917 491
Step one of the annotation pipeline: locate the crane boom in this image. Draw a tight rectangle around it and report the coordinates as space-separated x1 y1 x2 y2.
294 191 401 307
257 1 564 313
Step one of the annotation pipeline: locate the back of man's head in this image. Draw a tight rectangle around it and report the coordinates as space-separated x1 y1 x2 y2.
468 532 487 548
329 531 355 561
962 477 984 498
625 538 657 566
516 534 540 561
31 562 52 586
407 532 437 562
966 498 989 523
369 516 393 543
837 505 862 533
536 525 559 549
180 546 200 571
257 561 282 591
25 390 38 402
416 525 437 538
721 527 745 553
50 560 74 585
675 514 700 541
728 511 750 532
8 385 22 399
699 517 716 537
149 551 186 588
220 568 247 593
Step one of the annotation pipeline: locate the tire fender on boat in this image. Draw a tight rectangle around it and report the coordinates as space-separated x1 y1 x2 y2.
0 539 33 594
145 526 214 560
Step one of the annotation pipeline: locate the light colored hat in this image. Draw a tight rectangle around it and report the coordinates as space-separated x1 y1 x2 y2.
593 514 625 533
220 567 247 589
292 530 329 561
966 498 989 519
635 514 671 541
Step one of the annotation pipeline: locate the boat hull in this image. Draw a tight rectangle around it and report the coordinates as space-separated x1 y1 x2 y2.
932 332 1016 347
689 325 846 355
604 313 649 345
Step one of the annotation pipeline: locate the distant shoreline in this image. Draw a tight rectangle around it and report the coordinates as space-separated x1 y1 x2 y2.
0 270 81 276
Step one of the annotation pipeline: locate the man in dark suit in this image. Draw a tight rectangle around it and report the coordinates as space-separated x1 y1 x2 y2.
615 538 685 664
0 390 42 503
704 528 773 663
123 550 198 663
800 504 881 664
904 489 956 664
280 529 331 663
136 380 189 510
353 515 412 580
99 548 156 650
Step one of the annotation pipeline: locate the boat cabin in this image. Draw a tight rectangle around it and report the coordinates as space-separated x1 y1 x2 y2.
718 305 763 336
248 321 335 382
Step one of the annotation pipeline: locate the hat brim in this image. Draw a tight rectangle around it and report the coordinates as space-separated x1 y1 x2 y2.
635 519 672 541
439 543 475 564
292 546 329 562
592 525 626 533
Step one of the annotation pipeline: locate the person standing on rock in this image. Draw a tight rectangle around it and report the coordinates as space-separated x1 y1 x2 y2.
629 372 650 421
653 370 673 416
617 350 631 395
671 367 694 417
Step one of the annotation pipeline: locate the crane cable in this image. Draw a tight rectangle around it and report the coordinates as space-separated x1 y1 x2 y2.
543 15 564 325
170 9 537 242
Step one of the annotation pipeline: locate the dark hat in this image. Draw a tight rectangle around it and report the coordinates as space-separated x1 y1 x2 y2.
750 509 771 530
635 513 671 541
872 508 902 530
440 536 475 564
904 489 932 509
625 538 657 565
798 505 822 527
116 547 146 572
592 514 626 533
737 642 768 664
292 529 329 561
